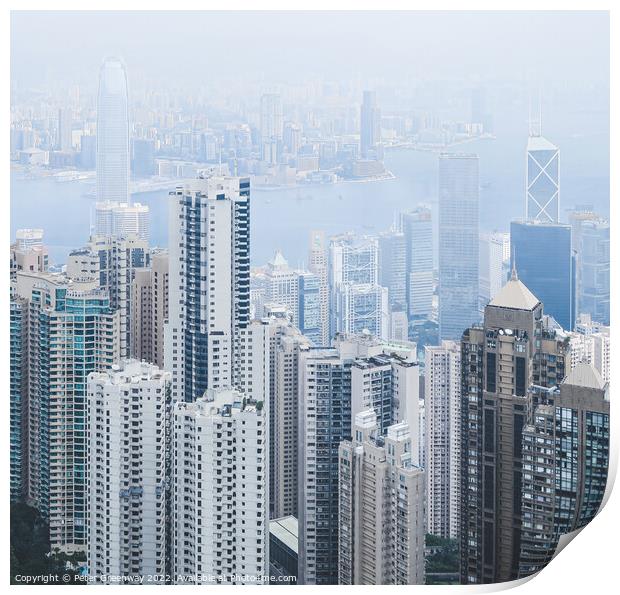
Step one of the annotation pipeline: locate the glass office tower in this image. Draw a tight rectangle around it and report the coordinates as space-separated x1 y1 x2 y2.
510 220 576 331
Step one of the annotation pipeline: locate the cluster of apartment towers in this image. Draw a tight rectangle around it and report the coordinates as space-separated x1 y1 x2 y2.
9 58 610 585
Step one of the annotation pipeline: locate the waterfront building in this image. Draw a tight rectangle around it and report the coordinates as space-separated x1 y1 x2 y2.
438 154 479 340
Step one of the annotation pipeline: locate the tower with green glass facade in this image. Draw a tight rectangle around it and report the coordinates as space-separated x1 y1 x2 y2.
12 271 120 553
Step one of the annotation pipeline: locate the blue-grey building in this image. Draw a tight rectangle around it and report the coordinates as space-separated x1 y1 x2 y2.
510 220 576 331
297 271 322 346
438 153 479 340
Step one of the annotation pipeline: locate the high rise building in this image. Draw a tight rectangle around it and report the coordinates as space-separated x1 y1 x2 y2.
265 319 312 519
94 201 150 242
260 93 283 164
10 229 49 281
86 360 170 582
97 57 130 205
57 107 73 152
330 234 388 339
298 334 421 585
308 230 330 345
400 206 434 323
338 411 425 585
10 297 27 500
67 233 150 358
519 363 609 577
479 231 507 306
568 210 609 325
14 271 120 553
438 154 479 340
526 135 560 223
166 176 250 402
569 314 610 384
378 230 407 309
424 340 461 539
336 283 389 339
510 220 575 330
297 271 323 346
171 388 268 584
360 90 381 159
130 250 169 368
459 272 571 584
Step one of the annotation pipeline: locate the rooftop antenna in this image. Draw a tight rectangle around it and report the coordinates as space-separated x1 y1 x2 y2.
511 246 518 281
528 87 542 137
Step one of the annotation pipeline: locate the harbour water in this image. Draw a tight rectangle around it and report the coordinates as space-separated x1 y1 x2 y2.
10 132 609 268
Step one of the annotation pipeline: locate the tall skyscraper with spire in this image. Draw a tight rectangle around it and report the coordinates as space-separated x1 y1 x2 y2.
96 57 130 205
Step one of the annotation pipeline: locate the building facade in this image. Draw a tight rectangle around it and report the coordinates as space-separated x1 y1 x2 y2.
86 360 170 582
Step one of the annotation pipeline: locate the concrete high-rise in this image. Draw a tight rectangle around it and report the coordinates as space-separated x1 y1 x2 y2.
519 363 609 577
308 230 330 345
67 233 150 358
130 250 169 368
96 57 130 205
171 388 268 584
438 154 479 340
424 340 461 539
298 334 421 585
166 176 250 402
86 360 170 582
10 229 49 281
459 272 571 584
338 411 425 585
14 271 120 553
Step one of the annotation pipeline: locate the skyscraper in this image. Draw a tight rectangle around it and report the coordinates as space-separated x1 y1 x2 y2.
67 233 150 358
425 340 461 539
360 90 381 159
438 154 479 340
330 234 388 339
526 135 560 223
260 93 283 164
568 210 610 325
519 363 609 577
338 411 425 585
87 360 170 582
400 206 434 323
298 334 421 585
14 271 120 553
96 57 130 205
57 107 73 152
166 176 250 402
130 250 169 368
378 229 407 310
459 273 571 584
95 200 150 242
308 230 330 345
510 220 575 330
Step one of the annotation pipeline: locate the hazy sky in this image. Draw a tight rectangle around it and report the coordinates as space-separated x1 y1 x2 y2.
11 11 609 91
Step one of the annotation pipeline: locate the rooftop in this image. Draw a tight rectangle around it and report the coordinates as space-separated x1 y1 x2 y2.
269 516 298 554
563 362 606 390
489 276 540 311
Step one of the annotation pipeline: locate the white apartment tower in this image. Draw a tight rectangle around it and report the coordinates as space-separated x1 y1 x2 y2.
171 388 268 584
166 176 250 402
86 360 170 583
424 340 461 539
338 410 425 585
